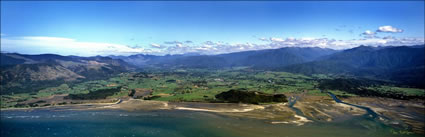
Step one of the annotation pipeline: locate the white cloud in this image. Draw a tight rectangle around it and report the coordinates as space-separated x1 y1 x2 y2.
377 25 403 33
150 43 161 48
194 47 210 51
0 36 150 56
22 36 74 41
146 37 423 54
2 35 424 56
261 36 424 50
361 30 379 39
362 30 376 35
270 37 284 42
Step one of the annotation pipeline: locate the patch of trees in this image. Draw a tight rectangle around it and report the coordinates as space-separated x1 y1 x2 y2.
65 86 121 100
175 86 194 94
162 71 188 76
133 72 152 78
215 89 287 104
318 78 422 100
58 102 68 105
128 89 136 97
13 100 47 108
166 79 176 83
14 104 28 108
143 96 160 100
192 80 207 86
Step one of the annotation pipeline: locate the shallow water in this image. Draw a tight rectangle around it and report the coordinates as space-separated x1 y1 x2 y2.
1 108 422 137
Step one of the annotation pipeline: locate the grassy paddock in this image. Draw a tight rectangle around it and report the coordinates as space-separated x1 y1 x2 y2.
2 68 423 108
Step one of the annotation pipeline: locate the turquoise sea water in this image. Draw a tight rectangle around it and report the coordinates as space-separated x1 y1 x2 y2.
1 108 422 137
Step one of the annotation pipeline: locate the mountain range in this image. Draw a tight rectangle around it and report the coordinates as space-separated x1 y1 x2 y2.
109 47 338 68
281 45 424 88
0 53 134 94
1 45 424 94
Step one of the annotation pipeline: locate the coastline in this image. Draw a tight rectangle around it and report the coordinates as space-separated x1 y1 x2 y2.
2 96 424 134
0 99 122 111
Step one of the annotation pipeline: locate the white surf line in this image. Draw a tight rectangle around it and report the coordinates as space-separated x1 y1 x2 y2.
174 107 256 113
271 115 312 126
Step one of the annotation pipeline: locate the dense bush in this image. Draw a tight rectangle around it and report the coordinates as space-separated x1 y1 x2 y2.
65 87 121 100
215 89 287 104
318 78 423 100
128 89 136 97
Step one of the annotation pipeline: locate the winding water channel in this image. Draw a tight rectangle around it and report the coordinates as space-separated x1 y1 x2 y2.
1 95 422 137
287 96 306 118
288 90 386 122
325 91 380 119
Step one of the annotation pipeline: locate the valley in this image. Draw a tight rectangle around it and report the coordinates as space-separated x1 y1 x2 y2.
1 46 424 136
2 1 424 136
1 68 424 135
3 68 423 108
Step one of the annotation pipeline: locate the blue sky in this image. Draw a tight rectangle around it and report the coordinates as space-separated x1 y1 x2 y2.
1 1 424 56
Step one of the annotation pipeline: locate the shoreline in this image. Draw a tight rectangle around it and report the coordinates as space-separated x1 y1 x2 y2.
2 96 425 134
0 99 122 111
2 96 424 134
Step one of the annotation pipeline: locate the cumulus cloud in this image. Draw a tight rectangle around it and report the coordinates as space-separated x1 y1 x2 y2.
160 40 259 55
0 36 152 56
359 25 405 38
139 37 421 55
265 36 423 49
377 25 403 33
3 35 423 56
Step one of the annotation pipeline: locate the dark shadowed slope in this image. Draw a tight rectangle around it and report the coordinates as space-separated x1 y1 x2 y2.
113 47 338 69
282 45 425 88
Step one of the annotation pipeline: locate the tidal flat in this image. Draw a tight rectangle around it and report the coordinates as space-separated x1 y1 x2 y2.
1 95 423 137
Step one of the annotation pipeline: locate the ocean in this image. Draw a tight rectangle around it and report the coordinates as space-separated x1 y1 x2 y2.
0 108 421 137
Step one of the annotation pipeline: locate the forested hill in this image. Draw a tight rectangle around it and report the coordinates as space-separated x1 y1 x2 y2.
281 45 425 88
0 53 134 94
2 45 424 94
109 47 338 68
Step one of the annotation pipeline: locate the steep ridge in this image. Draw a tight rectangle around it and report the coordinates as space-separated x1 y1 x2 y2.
0 53 134 94
282 45 425 88
113 47 338 69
